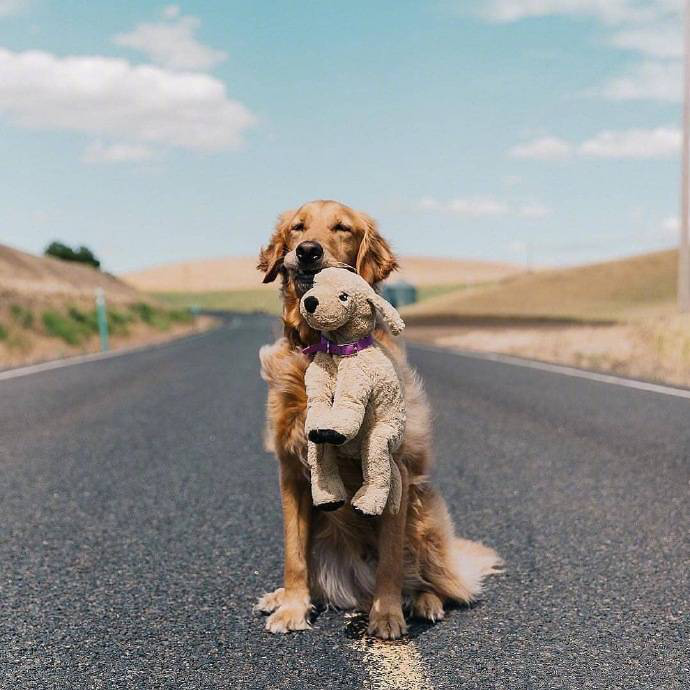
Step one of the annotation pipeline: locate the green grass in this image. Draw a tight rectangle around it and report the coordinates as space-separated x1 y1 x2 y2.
154 289 282 315
42 310 89 345
151 283 475 316
41 303 194 345
0 323 7 341
10 304 34 329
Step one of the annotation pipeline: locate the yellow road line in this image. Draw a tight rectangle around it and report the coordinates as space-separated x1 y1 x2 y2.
347 615 433 690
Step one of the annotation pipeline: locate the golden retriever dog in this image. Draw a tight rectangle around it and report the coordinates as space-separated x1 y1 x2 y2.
255 200 501 639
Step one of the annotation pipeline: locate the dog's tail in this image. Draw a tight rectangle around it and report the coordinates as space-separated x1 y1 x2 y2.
447 538 504 602
414 491 503 604
259 338 309 457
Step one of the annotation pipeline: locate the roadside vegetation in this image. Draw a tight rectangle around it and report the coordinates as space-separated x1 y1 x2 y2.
155 288 282 315
402 250 690 387
0 300 209 368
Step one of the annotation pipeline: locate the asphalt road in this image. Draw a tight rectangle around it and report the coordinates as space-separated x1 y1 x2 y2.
1 316 687 690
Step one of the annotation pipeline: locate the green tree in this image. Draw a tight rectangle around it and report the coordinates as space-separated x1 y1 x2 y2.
45 241 101 269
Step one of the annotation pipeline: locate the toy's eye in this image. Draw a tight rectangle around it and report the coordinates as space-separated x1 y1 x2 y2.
339 292 349 302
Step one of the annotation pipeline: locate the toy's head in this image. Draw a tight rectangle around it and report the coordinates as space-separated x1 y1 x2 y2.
299 267 405 342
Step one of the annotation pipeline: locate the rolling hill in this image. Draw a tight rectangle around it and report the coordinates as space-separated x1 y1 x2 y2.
402 249 678 324
0 243 138 303
122 256 520 293
0 243 209 369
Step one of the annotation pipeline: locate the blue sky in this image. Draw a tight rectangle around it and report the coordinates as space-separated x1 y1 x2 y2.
0 0 684 272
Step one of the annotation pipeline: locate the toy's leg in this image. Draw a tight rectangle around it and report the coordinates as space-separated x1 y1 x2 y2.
307 441 347 511
351 426 398 516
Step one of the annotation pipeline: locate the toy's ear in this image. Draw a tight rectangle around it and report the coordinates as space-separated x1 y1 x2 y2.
367 292 405 336
257 209 294 283
354 212 399 285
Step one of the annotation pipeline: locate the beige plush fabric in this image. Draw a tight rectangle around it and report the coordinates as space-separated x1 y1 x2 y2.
300 267 406 516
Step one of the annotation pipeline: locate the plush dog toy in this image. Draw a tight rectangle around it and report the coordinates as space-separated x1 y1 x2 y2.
300 267 406 516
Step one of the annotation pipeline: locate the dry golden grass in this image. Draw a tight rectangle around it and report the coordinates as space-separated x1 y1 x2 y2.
0 243 138 303
403 249 690 387
0 243 213 369
123 255 521 293
403 250 677 324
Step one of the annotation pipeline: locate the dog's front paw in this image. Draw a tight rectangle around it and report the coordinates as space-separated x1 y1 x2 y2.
308 429 347 445
254 587 285 614
265 600 312 634
256 588 313 633
368 600 407 640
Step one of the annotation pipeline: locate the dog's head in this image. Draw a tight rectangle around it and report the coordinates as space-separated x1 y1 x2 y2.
300 267 404 343
257 200 399 345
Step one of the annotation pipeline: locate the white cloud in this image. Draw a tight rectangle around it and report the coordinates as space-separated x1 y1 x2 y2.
83 141 156 164
662 216 680 233
601 60 682 101
578 126 681 158
419 196 550 219
162 5 181 19
447 197 509 217
113 13 227 71
610 24 683 58
508 127 681 161
0 47 254 153
509 136 573 160
483 0 656 25
0 0 27 17
582 126 681 159
518 202 551 219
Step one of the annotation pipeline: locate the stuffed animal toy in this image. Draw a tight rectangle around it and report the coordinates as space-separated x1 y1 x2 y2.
300 266 406 516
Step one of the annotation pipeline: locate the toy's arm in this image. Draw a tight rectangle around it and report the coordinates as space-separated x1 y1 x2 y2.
304 355 336 434
324 357 374 443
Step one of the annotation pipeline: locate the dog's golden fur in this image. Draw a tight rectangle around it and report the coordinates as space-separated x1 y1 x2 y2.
256 200 501 638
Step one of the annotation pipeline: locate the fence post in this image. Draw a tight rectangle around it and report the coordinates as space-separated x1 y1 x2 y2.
95 288 109 352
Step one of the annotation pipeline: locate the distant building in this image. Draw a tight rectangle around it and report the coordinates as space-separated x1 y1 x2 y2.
381 281 417 309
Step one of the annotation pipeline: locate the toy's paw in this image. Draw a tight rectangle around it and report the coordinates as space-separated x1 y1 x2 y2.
308 429 347 445
315 500 345 512
368 600 407 640
351 486 387 516
264 594 313 634
412 591 445 623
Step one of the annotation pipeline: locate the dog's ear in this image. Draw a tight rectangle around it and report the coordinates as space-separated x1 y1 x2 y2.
258 210 294 283
367 291 405 336
355 212 399 285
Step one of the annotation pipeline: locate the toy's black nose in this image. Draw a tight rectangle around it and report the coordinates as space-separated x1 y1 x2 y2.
303 296 319 314
296 241 323 267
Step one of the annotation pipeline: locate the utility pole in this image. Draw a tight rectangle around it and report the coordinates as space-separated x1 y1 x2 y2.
679 0 690 312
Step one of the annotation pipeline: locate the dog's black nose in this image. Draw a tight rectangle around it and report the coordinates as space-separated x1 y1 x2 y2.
303 296 319 313
296 241 323 267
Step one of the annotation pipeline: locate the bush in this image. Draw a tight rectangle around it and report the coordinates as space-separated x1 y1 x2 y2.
68 307 99 334
130 302 173 330
42 310 90 345
45 241 101 269
107 309 133 336
168 309 193 324
0 323 7 341
10 304 33 329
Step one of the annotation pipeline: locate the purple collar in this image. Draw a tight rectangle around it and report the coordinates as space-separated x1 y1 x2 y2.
302 334 374 358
